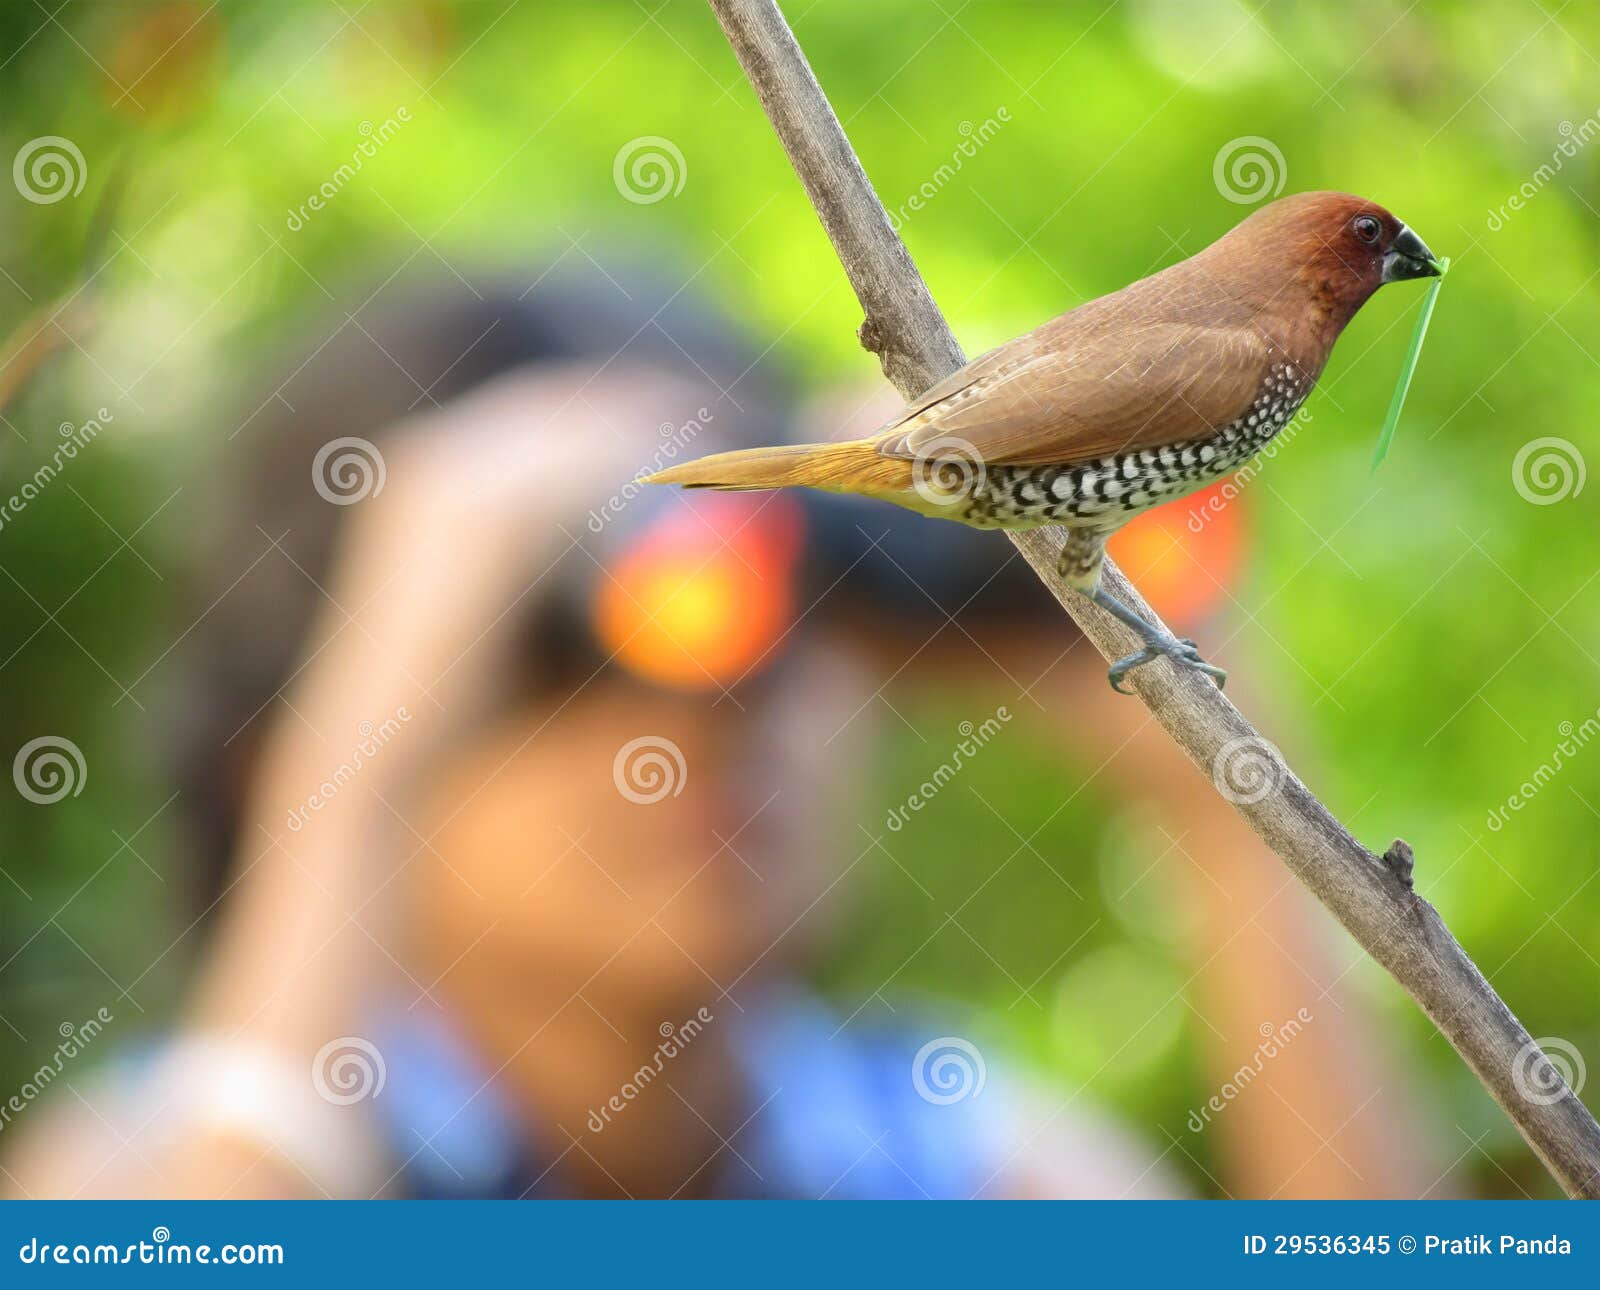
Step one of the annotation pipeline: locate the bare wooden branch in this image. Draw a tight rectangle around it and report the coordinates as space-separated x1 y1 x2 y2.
708 0 1600 1198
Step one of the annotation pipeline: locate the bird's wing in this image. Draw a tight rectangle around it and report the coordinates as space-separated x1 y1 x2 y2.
876 320 1272 467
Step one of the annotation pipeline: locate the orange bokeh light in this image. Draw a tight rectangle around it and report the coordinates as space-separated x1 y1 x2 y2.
1107 481 1247 629
594 494 802 691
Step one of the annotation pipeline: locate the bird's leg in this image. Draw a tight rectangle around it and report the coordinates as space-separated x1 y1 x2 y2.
1088 585 1227 693
1055 530 1225 693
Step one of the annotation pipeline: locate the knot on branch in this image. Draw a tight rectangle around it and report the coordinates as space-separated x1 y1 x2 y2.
856 315 924 400
1382 838 1415 889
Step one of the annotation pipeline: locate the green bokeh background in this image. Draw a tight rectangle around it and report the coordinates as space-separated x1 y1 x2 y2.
0 0 1596 1198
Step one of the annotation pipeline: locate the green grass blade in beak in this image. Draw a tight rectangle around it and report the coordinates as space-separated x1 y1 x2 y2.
1373 255 1449 470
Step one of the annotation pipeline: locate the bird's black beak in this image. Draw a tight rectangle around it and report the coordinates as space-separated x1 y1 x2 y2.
1382 224 1442 283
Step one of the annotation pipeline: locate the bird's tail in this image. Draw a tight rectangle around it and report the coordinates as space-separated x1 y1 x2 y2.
645 438 912 495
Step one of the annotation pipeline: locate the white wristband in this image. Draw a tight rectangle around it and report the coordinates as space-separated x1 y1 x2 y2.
147 1035 390 1198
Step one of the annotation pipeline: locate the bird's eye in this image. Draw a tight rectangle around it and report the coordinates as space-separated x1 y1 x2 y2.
1352 215 1381 243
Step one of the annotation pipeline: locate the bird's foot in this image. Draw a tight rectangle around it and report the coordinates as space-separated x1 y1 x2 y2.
1107 634 1228 694
1084 584 1227 694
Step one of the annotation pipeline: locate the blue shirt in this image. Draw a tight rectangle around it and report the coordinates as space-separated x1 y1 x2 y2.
368 988 1011 1199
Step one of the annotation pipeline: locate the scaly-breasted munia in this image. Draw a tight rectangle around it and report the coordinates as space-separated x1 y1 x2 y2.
649 191 1442 690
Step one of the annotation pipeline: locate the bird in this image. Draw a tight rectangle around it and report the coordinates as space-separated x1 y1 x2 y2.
647 191 1442 692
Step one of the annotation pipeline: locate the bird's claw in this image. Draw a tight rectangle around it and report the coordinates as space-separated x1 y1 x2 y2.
1107 635 1227 694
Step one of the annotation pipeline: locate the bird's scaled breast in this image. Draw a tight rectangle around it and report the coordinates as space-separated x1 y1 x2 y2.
955 363 1311 530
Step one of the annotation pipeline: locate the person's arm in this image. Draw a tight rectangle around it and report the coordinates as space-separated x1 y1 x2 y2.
3 366 693 1198
1042 654 1446 1198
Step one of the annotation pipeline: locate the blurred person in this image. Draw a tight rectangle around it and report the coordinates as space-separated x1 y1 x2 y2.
2 264 1179 1200
2 261 1442 1200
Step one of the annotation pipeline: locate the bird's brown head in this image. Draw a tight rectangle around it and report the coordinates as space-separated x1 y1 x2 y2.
1210 191 1440 337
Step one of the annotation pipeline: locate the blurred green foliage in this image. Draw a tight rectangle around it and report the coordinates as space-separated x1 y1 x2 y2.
0 0 1597 1198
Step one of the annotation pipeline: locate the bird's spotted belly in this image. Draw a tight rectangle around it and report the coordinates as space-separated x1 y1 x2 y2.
955 367 1308 531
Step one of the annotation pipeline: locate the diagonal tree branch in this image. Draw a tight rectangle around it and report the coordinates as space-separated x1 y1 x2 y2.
707 0 1600 1198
